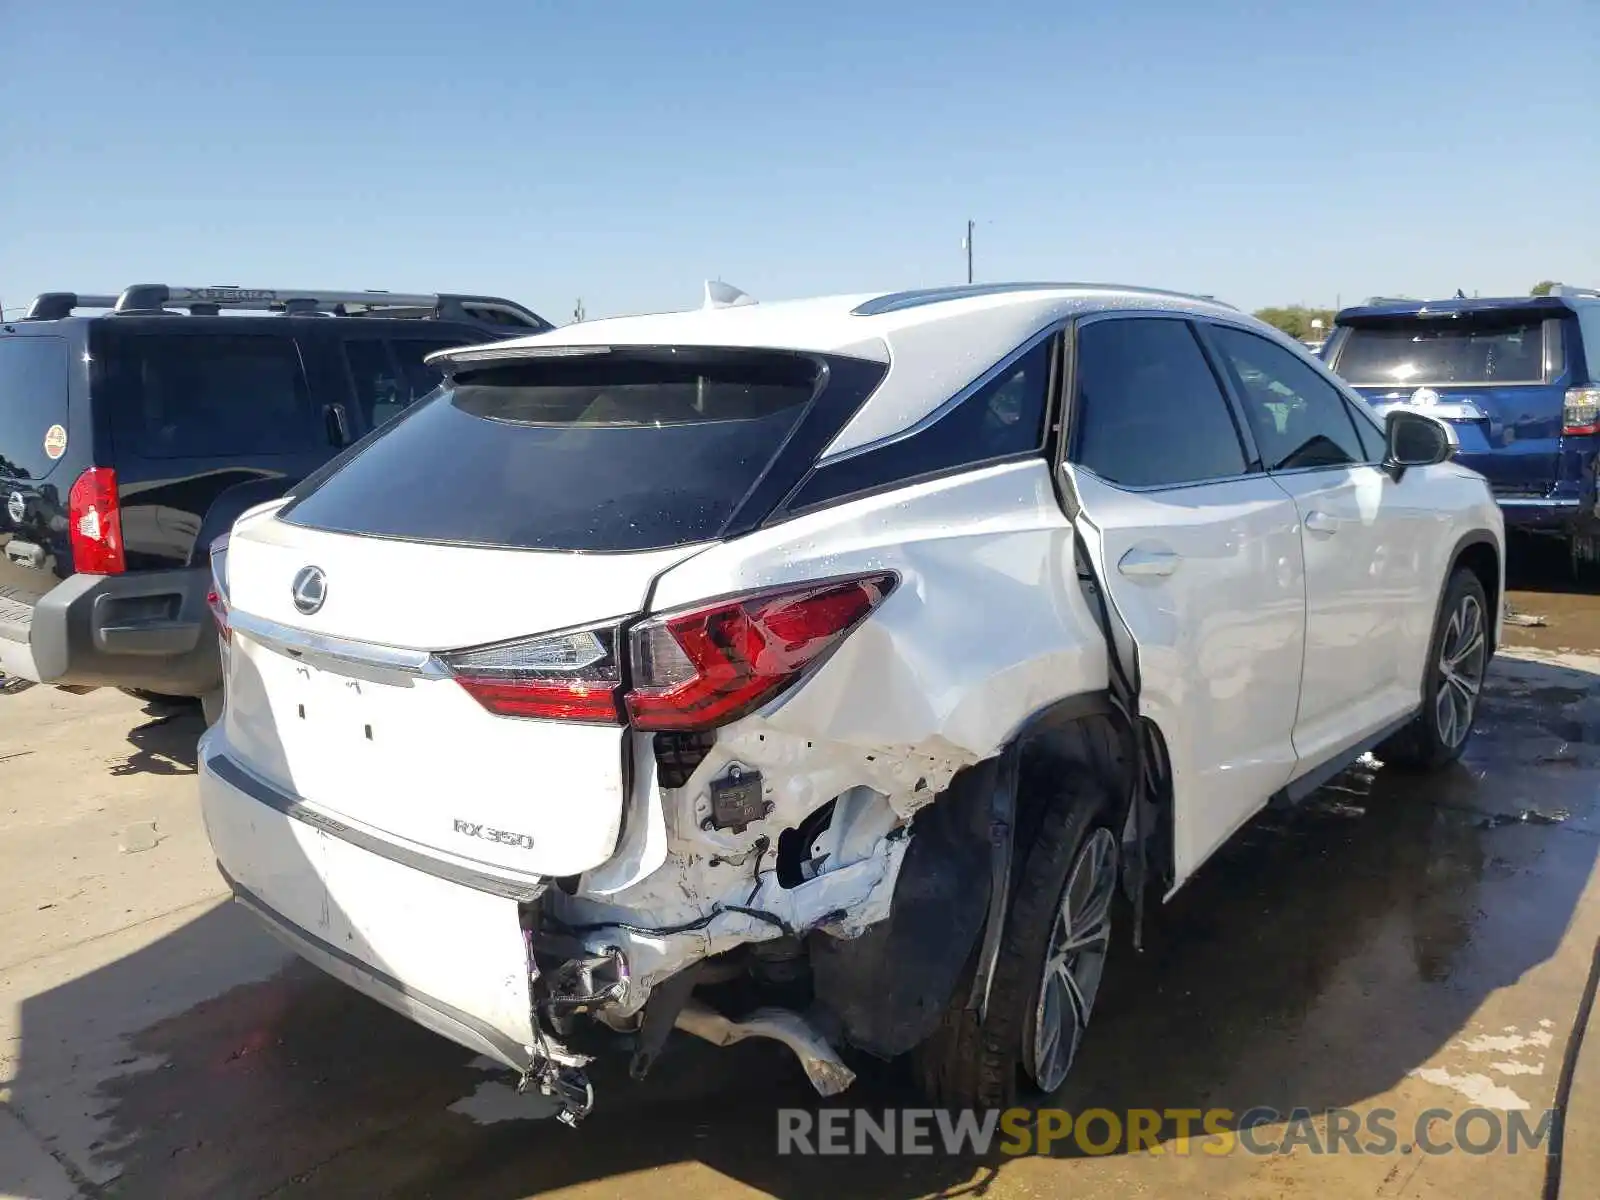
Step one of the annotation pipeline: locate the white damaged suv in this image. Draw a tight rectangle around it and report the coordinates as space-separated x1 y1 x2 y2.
199 283 1504 1123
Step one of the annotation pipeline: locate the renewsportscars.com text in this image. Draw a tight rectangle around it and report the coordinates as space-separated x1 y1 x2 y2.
777 1106 1554 1157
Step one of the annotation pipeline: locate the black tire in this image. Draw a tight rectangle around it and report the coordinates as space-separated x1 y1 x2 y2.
1379 567 1490 772
913 730 1121 1108
1571 534 1600 591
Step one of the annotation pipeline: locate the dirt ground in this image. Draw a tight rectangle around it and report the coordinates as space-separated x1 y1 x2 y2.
4 546 1600 1199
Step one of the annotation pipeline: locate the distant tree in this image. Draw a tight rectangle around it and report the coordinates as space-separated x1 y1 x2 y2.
1531 280 1558 296
1252 305 1337 342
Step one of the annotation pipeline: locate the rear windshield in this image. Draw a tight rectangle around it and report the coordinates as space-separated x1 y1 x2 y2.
0 336 71 481
283 349 823 552
1334 315 1547 385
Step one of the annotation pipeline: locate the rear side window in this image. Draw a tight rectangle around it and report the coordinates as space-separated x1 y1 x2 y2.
0 336 71 480
1207 325 1371 470
101 334 319 460
1072 318 1247 487
1334 314 1547 385
284 349 825 551
787 337 1052 509
1578 307 1600 384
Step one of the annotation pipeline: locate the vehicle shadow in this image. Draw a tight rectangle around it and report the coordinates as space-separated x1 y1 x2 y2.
4 653 1597 1198
108 701 203 777
1507 532 1589 596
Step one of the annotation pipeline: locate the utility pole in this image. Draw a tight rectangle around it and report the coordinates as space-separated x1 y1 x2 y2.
573 298 586 323
964 219 975 284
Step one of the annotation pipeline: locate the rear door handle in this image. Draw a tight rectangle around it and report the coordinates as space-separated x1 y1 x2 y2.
1304 510 1340 535
1117 546 1180 578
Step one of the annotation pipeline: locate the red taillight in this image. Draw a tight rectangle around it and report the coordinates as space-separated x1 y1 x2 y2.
1564 387 1600 436
67 467 125 575
444 626 623 723
207 535 231 642
625 573 897 732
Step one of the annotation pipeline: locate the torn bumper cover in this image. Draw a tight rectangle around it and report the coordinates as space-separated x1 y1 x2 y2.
200 716 984 1128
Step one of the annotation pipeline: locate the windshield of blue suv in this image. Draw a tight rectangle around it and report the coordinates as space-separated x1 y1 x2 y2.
280 348 824 552
1334 314 1546 386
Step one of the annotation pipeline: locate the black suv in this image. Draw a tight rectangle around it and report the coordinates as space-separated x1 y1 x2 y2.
0 284 551 714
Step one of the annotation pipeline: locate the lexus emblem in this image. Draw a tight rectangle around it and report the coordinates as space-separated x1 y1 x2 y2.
5 492 22 524
291 566 327 616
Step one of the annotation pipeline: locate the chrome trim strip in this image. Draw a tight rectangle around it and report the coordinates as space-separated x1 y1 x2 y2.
1351 381 1547 391
429 343 613 367
206 753 547 902
1496 498 1581 508
220 865 533 1069
228 610 448 679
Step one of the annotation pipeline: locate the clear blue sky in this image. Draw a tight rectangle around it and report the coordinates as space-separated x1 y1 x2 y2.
2 0 1596 324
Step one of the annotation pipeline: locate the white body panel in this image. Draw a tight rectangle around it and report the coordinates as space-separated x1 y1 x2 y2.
1271 465 1433 763
198 736 537 1067
217 504 706 879
1070 469 1307 880
226 502 698 648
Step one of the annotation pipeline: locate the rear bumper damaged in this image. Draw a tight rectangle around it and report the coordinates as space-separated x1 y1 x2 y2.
200 711 981 1126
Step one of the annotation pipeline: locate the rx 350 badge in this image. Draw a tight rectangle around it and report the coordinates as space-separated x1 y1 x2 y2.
453 818 535 851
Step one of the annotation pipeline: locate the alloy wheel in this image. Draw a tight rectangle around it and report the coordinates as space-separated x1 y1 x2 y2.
1029 826 1118 1093
1435 592 1487 749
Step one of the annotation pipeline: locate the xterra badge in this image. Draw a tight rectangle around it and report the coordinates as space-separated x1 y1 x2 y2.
453 818 535 851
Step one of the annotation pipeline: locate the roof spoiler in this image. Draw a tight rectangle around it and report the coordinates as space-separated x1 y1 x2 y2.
1548 284 1600 299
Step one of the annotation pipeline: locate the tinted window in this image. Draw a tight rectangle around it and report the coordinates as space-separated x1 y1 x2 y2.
284 349 822 551
0 336 70 481
1578 307 1600 384
1334 315 1546 385
1209 326 1367 470
789 338 1051 509
393 339 469 411
1072 318 1247 487
1351 402 1386 462
344 338 467 429
103 334 318 460
343 340 406 429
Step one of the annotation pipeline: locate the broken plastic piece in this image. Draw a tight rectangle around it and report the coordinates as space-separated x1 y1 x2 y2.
674 1000 856 1096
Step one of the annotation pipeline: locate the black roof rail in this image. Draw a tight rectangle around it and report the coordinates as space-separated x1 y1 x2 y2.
851 281 1237 318
23 292 118 320
86 284 552 329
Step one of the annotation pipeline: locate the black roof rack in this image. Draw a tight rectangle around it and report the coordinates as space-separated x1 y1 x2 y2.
21 285 551 330
23 293 118 320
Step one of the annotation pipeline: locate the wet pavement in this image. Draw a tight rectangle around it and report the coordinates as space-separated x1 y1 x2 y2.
3 550 1600 1198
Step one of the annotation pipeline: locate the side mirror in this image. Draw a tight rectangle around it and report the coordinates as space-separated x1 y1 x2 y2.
1384 409 1456 479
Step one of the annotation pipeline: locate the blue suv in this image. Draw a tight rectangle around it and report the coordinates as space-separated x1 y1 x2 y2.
1323 287 1600 578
